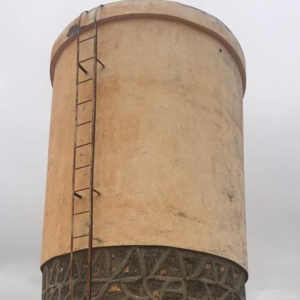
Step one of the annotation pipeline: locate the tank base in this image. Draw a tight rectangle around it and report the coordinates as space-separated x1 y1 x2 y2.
42 246 246 300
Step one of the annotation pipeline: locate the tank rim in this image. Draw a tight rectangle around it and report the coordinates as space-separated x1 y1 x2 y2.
50 0 246 94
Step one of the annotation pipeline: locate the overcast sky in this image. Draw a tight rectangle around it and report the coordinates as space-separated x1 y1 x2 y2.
0 0 299 299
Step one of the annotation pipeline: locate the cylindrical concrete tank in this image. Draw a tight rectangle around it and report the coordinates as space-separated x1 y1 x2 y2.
42 1 247 299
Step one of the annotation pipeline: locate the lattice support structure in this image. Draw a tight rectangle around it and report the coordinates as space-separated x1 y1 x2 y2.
42 246 246 300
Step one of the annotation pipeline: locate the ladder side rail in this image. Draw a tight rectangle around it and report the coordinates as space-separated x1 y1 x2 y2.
69 11 86 300
86 6 101 300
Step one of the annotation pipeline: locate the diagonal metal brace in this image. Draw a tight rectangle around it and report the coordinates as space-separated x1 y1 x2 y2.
74 192 82 199
78 63 88 74
97 58 105 68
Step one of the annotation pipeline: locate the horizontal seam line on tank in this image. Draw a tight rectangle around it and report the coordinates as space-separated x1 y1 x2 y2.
79 57 94 63
77 120 92 126
75 164 90 170
78 99 93 105
78 78 93 84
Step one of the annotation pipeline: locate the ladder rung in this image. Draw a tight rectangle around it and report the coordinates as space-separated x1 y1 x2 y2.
74 187 90 193
79 36 95 43
79 57 94 64
78 78 93 84
74 210 89 216
76 142 92 149
73 234 89 239
78 99 93 105
75 164 90 170
77 120 92 127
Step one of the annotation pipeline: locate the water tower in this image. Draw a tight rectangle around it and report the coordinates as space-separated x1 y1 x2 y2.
41 1 248 299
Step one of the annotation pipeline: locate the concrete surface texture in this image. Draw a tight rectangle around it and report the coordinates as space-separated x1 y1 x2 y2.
41 0 247 274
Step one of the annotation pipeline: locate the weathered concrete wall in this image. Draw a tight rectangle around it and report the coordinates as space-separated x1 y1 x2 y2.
42 0 247 273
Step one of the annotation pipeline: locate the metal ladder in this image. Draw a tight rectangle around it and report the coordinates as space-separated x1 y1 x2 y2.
69 7 104 300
